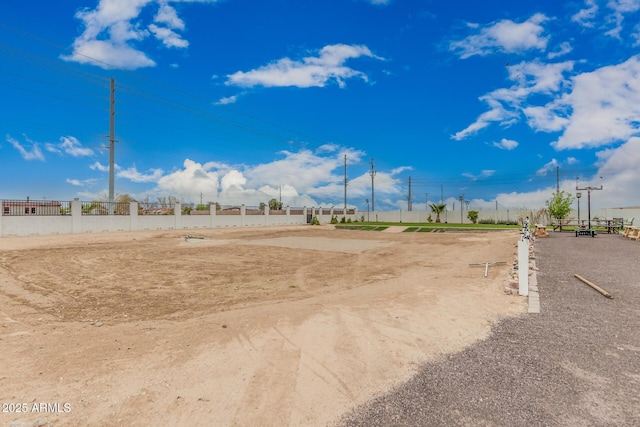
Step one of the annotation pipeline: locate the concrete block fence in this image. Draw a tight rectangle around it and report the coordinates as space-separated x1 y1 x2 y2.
0 200 358 237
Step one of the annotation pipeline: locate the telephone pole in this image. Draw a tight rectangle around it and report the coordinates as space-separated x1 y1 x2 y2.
108 78 116 213
369 158 376 212
344 154 348 213
407 176 412 211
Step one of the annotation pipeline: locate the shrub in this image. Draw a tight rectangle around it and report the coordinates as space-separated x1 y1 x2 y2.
311 216 320 225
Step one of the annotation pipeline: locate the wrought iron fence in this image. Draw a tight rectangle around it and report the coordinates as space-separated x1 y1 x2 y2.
1 199 72 216
81 201 131 215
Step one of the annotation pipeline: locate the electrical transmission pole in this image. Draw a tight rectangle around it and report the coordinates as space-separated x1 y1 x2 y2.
344 154 347 213
369 158 376 212
108 78 116 213
407 176 412 211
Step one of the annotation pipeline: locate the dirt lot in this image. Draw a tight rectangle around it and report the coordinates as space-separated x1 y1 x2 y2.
0 225 525 426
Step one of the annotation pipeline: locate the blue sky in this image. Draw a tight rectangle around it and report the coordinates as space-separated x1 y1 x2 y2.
1 0 640 211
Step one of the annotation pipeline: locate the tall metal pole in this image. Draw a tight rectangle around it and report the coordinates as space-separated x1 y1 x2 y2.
344 154 347 214
369 158 376 212
459 195 464 224
576 183 603 230
109 78 116 211
408 176 412 211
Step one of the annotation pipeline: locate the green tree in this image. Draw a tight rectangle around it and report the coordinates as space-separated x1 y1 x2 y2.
429 202 447 223
545 191 574 221
467 210 479 224
268 198 283 210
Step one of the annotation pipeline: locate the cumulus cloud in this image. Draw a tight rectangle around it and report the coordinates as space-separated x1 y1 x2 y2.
536 158 558 176
552 55 640 149
46 136 94 157
156 159 220 202
462 170 496 181
117 145 407 209
453 60 574 140
118 165 164 182
572 0 599 27
493 138 519 150
450 14 550 59
604 0 640 39
66 178 98 187
90 161 114 172
215 94 240 105
226 44 384 88
6 134 45 161
61 0 218 69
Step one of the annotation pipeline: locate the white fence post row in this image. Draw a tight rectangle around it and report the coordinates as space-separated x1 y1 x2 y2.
518 239 529 296
72 198 82 234
130 201 138 231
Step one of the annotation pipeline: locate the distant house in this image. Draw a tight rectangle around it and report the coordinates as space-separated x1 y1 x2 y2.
2 200 62 216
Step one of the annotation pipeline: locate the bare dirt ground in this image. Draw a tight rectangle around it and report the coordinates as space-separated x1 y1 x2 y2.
0 225 525 426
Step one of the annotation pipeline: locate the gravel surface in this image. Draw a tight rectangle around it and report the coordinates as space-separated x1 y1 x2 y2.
338 232 640 426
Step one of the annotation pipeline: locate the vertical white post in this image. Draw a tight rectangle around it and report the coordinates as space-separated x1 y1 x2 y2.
130 201 138 232
518 239 529 296
72 198 82 234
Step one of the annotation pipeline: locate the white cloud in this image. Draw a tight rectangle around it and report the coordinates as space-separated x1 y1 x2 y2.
90 161 113 172
552 55 640 149
572 0 599 27
536 158 558 176
226 44 384 88
462 170 496 181
6 134 45 161
129 146 408 209
450 14 550 59
156 159 220 202
453 60 573 140
605 0 640 39
149 24 189 48
118 165 164 183
61 0 218 69
215 95 240 105
547 41 573 59
66 178 98 187
493 138 519 150
46 136 94 157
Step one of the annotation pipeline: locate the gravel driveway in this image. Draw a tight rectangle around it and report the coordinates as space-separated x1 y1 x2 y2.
339 232 640 426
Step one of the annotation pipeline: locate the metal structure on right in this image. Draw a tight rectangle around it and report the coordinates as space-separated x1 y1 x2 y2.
575 179 603 237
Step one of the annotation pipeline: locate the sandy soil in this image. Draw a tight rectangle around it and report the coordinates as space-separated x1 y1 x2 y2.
0 225 526 426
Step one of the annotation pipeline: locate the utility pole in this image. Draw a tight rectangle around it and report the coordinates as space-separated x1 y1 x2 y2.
108 78 116 213
344 154 347 214
556 166 560 193
369 158 376 212
576 179 603 230
459 195 464 224
407 176 412 211
425 193 428 212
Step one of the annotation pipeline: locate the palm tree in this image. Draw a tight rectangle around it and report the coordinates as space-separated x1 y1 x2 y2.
429 202 447 223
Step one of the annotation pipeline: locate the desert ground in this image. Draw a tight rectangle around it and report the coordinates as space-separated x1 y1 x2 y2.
0 225 526 426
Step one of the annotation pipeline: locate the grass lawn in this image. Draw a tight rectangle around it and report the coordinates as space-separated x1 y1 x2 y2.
334 222 520 232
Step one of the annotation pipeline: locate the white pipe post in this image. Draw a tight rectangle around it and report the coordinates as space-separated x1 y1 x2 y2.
518 239 529 296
